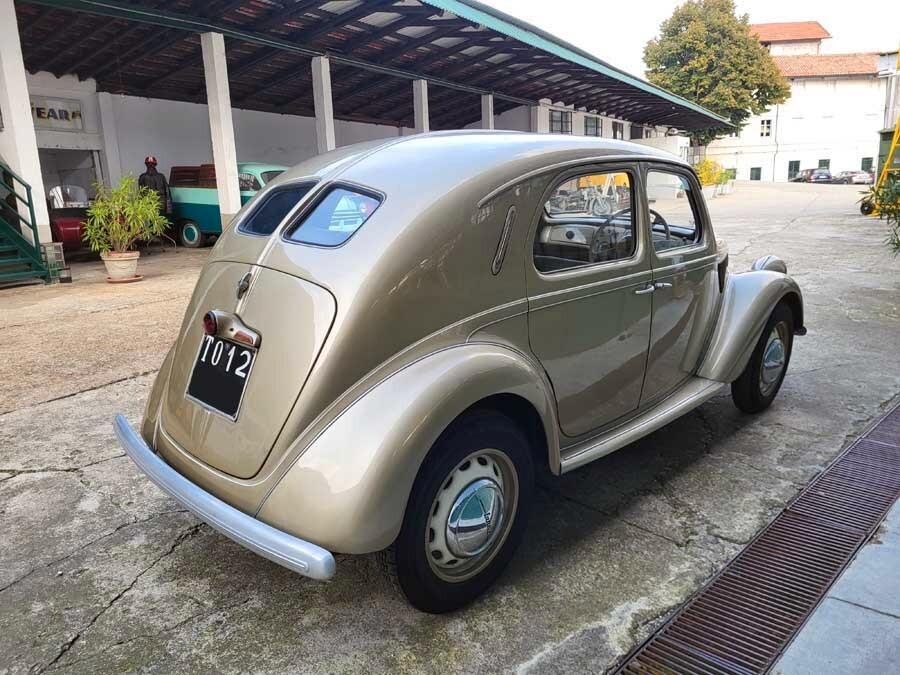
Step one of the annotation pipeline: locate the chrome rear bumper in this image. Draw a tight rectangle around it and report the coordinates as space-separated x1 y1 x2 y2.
113 414 336 580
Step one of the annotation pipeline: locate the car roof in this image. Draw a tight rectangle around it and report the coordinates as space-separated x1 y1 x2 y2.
271 131 689 206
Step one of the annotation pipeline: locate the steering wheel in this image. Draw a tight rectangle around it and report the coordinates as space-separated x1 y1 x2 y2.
649 208 670 240
603 207 671 240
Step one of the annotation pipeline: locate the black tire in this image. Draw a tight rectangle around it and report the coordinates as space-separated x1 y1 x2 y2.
179 220 206 248
860 200 875 216
386 409 534 613
731 303 794 414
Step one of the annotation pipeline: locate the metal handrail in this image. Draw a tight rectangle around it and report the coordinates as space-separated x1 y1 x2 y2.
0 159 42 261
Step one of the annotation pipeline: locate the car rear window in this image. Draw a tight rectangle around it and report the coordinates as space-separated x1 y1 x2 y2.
285 186 381 247
261 170 284 184
238 184 313 236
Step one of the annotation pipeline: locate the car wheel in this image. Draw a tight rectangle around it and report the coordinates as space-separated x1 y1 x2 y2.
179 220 205 248
860 201 875 216
384 409 534 613
731 303 793 414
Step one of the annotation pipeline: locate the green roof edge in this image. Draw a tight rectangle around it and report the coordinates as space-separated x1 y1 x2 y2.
422 0 731 127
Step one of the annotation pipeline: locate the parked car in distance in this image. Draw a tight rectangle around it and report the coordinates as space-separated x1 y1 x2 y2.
832 170 874 185
168 161 286 247
791 168 832 183
47 184 90 251
116 132 805 613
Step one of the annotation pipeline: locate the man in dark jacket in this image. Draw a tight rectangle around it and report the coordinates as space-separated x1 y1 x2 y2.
138 155 171 214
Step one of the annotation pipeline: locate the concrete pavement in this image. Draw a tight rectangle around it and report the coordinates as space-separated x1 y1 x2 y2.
773 499 900 674
1 182 899 673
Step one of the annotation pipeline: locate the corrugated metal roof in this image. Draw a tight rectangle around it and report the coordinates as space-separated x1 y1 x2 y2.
16 0 729 131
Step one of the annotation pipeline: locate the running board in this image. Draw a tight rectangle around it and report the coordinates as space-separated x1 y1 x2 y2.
559 377 725 473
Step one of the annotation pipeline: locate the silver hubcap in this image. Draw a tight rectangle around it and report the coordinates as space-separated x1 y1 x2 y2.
427 450 517 582
759 323 789 396
446 478 504 558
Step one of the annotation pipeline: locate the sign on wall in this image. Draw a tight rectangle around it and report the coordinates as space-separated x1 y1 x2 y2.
30 96 83 131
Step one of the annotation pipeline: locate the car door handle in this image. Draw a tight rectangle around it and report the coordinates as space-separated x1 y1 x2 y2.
634 284 656 295
654 282 673 289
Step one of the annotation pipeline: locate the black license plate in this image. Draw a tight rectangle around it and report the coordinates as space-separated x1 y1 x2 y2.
186 335 256 420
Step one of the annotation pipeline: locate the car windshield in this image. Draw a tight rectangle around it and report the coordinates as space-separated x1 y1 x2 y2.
261 170 284 185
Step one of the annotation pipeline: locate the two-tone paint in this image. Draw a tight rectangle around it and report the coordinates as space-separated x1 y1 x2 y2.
170 162 287 238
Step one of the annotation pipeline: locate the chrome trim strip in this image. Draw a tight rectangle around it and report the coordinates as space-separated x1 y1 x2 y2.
113 415 336 580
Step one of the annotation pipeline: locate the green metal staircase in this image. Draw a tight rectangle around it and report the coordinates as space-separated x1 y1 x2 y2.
0 160 49 284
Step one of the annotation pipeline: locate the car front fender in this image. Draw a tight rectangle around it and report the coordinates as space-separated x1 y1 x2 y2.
256 343 557 554
698 269 804 383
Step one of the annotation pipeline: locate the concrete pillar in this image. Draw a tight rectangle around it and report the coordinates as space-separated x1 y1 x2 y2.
311 56 336 153
0 0 50 244
530 104 549 133
480 94 494 130
97 92 122 186
413 79 429 133
200 32 240 227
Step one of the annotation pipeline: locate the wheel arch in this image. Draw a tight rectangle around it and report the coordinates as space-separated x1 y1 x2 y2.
256 343 559 554
698 270 805 383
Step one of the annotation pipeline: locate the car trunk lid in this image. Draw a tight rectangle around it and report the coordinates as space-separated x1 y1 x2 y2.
160 261 335 478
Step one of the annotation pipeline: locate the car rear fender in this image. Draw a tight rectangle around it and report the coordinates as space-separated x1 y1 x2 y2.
255 343 557 554
697 269 804 383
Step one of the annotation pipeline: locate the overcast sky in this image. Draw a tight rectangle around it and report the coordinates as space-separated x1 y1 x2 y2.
479 0 900 80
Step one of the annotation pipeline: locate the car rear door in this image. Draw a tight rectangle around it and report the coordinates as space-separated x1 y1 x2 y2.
639 163 719 407
527 164 653 438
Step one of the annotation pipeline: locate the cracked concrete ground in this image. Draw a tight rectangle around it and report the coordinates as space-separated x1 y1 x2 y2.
1 182 898 674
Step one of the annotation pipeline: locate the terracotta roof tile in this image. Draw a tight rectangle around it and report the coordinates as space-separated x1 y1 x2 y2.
772 53 881 78
750 21 831 43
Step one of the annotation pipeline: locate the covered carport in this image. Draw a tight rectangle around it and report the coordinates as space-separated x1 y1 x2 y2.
0 0 727 267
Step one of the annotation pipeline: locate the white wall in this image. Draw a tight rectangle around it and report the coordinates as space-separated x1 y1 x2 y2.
110 94 409 180
769 41 821 56
26 71 103 152
707 75 887 181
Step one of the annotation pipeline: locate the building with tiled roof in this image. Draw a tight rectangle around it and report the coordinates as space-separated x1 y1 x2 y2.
751 22 831 48
772 53 881 79
706 22 898 182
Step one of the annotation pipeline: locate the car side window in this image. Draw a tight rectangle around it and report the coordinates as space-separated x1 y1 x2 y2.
645 170 702 253
238 172 262 191
533 170 635 274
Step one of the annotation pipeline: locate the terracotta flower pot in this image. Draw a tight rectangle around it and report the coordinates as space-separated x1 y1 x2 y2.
100 250 141 283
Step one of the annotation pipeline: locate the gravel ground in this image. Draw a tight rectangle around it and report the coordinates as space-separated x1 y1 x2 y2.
1 181 898 674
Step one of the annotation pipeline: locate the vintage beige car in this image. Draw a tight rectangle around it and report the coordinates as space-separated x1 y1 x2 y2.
115 132 804 613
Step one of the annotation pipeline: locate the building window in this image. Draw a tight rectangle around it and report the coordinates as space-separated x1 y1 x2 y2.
584 116 600 136
760 119 772 137
750 167 762 181
549 110 572 134
630 124 644 140
788 160 800 180
612 121 624 139
818 159 830 170
861 157 873 172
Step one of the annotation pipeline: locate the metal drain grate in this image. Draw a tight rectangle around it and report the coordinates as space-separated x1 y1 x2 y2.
617 403 900 675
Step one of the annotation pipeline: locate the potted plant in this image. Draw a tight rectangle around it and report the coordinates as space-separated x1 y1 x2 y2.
83 175 168 282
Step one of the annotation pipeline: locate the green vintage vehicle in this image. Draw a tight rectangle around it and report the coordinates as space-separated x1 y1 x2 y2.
168 162 286 247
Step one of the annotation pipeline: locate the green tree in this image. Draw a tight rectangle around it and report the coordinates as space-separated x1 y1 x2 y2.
644 0 790 145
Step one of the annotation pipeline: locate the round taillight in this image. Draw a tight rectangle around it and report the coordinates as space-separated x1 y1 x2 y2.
202 311 218 336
